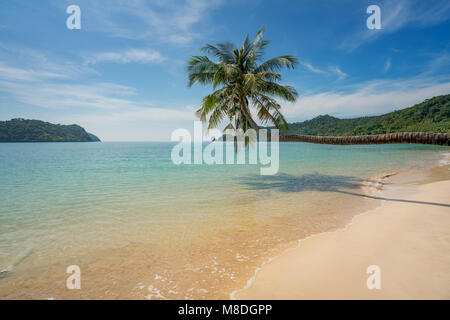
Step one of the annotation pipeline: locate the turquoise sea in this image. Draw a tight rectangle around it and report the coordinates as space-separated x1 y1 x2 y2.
0 142 448 299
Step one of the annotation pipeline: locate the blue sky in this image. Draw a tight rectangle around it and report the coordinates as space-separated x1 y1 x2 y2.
0 0 449 141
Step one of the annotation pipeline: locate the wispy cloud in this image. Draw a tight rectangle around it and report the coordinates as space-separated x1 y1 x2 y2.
70 107 195 124
383 58 391 72
300 60 348 80
0 79 138 110
330 66 348 80
341 0 450 50
0 43 97 79
424 52 450 75
0 71 195 121
0 59 195 122
283 76 450 120
86 49 165 65
54 0 223 44
0 63 70 82
300 61 328 75
0 44 194 124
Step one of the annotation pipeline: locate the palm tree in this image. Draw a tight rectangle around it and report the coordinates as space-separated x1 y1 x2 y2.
187 27 298 137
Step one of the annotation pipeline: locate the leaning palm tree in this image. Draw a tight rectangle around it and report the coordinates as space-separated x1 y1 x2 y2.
187 27 298 138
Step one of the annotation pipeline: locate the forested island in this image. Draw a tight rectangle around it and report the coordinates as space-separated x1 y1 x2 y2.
284 94 450 136
0 119 100 142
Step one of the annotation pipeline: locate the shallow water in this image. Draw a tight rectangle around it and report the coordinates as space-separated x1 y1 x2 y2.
0 142 447 299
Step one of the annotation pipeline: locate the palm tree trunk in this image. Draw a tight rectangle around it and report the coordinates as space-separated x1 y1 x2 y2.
240 99 260 131
280 132 450 146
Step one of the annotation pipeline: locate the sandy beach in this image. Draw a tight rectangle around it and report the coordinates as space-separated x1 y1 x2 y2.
235 165 450 300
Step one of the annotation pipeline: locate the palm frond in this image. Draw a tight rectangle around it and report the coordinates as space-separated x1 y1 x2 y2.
258 81 298 101
254 55 298 73
187 56 218 86
188 28 298 140
253 95 289 131
201 44 235 63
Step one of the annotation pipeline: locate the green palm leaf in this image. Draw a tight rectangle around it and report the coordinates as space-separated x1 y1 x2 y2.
187 27 298 143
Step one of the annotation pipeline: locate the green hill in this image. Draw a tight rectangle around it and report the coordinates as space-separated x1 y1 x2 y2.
285 94 450 136
0 119 101 142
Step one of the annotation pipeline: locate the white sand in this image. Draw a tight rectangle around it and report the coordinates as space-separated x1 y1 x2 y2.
235 172 450 299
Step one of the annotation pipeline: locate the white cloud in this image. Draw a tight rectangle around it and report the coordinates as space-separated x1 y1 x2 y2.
330 66 348 80
56 0 223 44
341 0 450 50
0 43 97 79
282 77 450 120
0 46 194 124
71 107 195 124
383 58 391 72
0 80 138 110
301 61 327 75
0 76 195 121
0 63 70 82
86 49 165 65
0 62 195 124
424 53 450 75
300 60 348 80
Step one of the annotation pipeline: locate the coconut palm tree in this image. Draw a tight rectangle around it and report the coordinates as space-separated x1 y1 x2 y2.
187 27 298 136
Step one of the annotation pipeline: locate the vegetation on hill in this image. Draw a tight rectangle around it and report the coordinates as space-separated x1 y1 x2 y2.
0 119 101 142
284 94 450 136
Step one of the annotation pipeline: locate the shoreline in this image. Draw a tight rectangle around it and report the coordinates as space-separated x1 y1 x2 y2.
230 152 450 300
233 162 450 299
229 171 394 300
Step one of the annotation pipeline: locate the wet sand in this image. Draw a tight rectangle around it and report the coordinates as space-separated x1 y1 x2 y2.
235 166 450 299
